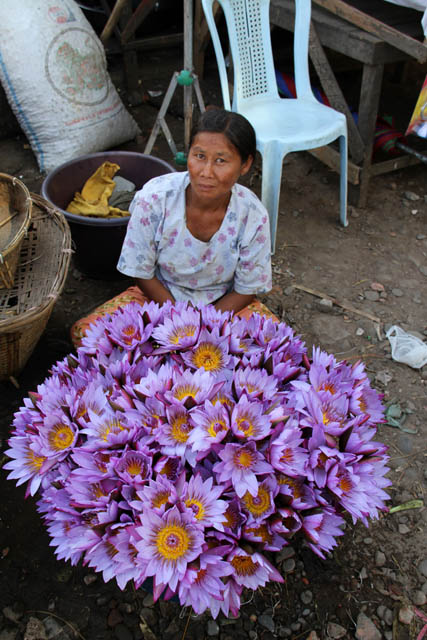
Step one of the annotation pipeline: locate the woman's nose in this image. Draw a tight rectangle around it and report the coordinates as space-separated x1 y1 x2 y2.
200 160 214 176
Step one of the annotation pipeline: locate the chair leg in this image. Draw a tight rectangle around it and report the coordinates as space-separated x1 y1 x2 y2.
339 134 348 227
260 144 285 255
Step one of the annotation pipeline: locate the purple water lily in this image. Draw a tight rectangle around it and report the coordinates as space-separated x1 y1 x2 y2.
5 300 390 618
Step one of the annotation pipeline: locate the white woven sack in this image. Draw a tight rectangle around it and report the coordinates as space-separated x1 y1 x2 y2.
0 0 140 173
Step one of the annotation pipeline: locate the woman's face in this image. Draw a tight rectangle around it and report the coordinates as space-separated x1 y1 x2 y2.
187 132 252 203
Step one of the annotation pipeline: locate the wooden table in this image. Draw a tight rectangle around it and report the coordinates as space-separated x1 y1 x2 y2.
270 0 427 206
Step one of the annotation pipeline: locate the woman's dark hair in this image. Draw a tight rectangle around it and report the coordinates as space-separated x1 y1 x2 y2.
189 108 256 163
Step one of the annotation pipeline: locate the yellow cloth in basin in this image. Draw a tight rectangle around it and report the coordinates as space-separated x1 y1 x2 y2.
66 161 130 218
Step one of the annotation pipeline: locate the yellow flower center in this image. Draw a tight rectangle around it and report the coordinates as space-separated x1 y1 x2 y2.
245 524 273 544
92 483 107 499
338 473 352 493
156 524 190 560
230 554 259 576
120 324 140 345
191 343 223 371
279 476 303 498
169 325 198 345
358 397 367 412
100 418 124 441
173 384 200 401
47 423 74 451
236 416 254 437
321 382 336 394
185 498 205 520
195 568 207 584
26 449 46 471
125 458 144 476
152 491 170 509
170 415 192 443
280 448 294 464
243 486 270 516
233 448 254 469
207 418 227 438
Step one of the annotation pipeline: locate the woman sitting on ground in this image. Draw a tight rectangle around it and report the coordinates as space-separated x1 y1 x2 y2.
117 107 272 313
71 109 273 347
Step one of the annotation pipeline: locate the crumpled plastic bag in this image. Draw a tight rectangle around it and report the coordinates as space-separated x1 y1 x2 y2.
66 162 130 218
386 325 427 369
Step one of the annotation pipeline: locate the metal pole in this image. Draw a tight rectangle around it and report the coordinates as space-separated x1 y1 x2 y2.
183 0 193 152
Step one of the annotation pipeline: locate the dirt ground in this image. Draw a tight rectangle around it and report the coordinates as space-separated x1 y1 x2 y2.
1 34 427 640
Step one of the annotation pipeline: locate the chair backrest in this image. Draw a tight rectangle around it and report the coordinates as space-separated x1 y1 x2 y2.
201 0 315 111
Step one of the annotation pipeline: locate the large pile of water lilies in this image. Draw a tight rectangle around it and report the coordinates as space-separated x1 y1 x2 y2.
5 301 390 618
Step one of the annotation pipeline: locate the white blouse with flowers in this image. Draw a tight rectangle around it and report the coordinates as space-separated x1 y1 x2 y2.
117 171 272 306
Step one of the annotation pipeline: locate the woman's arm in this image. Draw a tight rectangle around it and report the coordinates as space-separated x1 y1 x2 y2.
214 291 255 314
135 277 175 305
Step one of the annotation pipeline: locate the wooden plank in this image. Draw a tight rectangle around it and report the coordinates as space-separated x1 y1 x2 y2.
357 63 384 206
100 0 128 43
312 0 427 62
271 0 410 65
309 23 365 163
293 284 381 323
370 154 421 176
120 0 157 45
309 146 361 184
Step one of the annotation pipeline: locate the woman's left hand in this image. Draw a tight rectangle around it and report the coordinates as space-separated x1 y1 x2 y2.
214 291 255 314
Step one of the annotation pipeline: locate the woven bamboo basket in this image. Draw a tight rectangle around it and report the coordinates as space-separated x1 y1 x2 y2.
0 194 72 381
0 173 32 289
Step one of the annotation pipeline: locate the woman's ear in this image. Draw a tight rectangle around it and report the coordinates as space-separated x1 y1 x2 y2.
240 154 253 176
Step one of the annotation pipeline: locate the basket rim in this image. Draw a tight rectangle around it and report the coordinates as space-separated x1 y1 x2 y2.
0 193 72 331
0 173 32 257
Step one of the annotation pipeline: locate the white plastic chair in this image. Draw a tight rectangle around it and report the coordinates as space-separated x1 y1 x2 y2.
201 0 348 253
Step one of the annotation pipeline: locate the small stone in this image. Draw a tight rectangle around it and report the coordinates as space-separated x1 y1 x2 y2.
23 618 48 640
2 607 22 624
83 574 97 585
306 633 320 640
356 327 365 336
207 620 220 636
364 290 380 301
398 524 410 534
412 590 427 606
355 612 381 640
318 298 333 308
418 558 427 578
391 288 403 297
417 234 427 240
142 593 154 607
107 608 123 628
259 614 275 633
283 286 294 296
282 558 296 573
398 605 414 625
42 617 72 640
301 590 313 604
404 191 420 201
277 546 295 562
375 550 386 567
327 621 347 638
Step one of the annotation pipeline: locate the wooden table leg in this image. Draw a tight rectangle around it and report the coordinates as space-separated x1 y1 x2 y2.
357 62 384 207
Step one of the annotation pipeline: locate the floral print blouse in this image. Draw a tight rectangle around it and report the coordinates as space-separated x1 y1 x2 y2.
117 171 272 306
